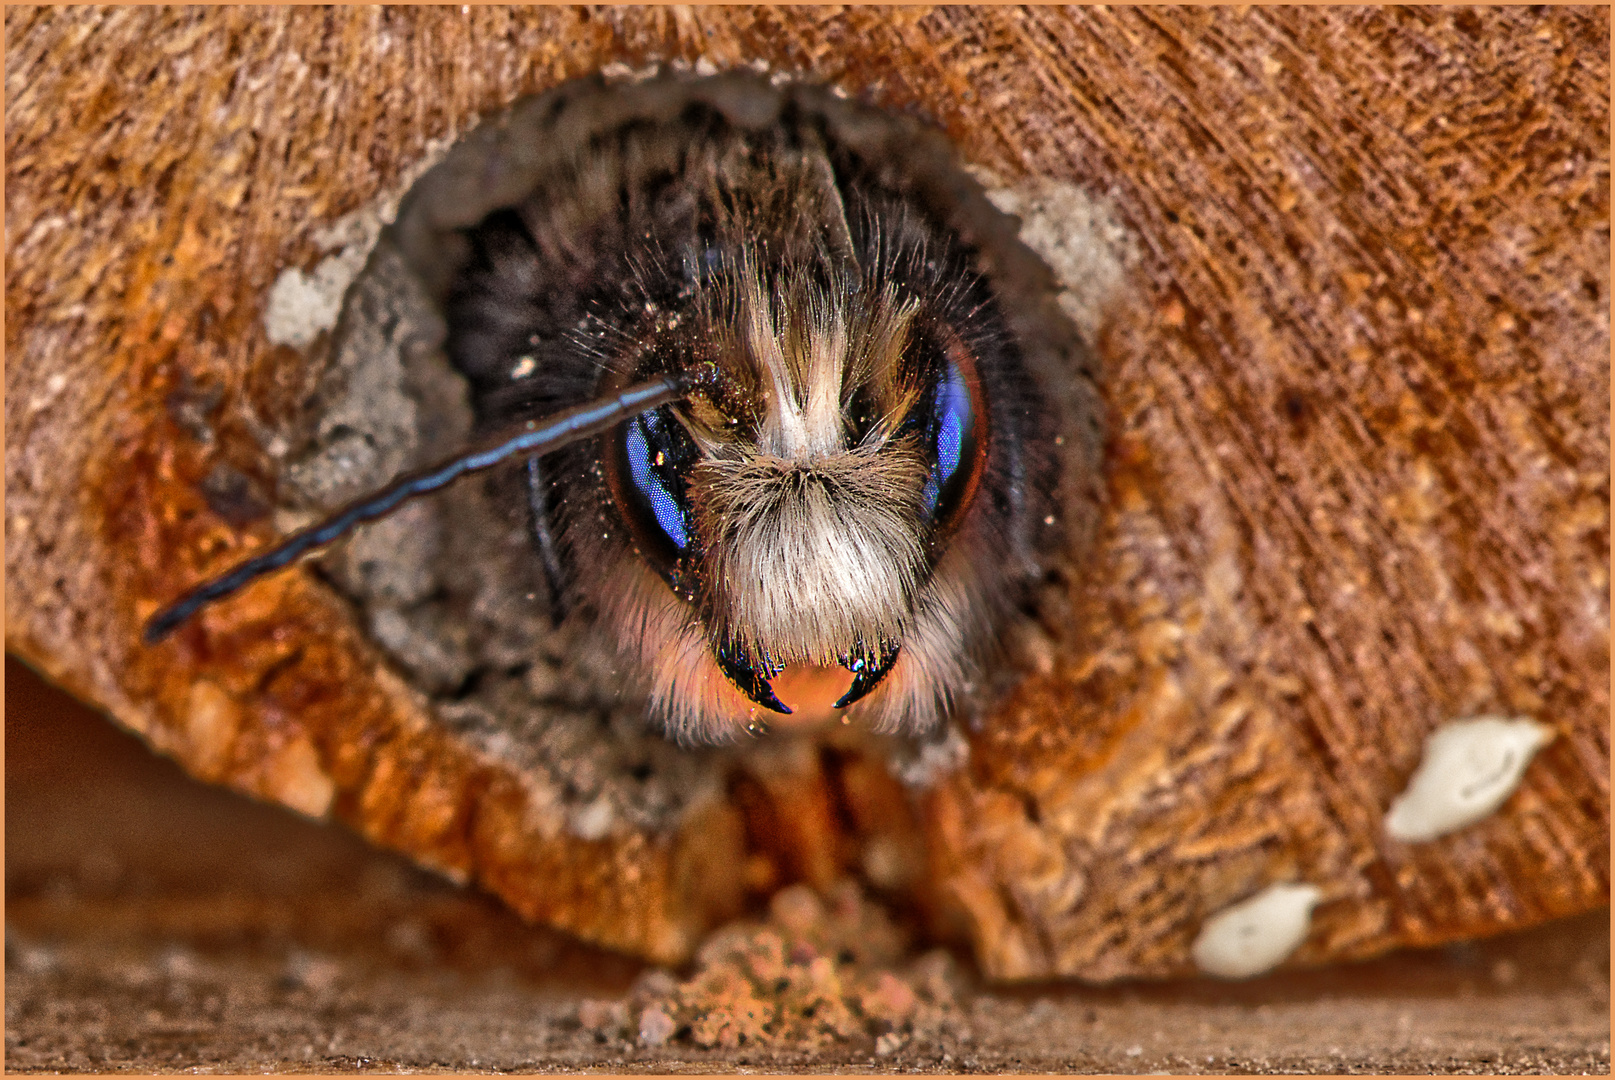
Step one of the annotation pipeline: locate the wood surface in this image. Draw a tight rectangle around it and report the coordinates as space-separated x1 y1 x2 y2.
8 661 1610 1072
6 6 1608 980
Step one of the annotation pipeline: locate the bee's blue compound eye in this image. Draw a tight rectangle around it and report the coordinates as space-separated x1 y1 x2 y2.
614 405 699 575
625 411 691 550
918 355 981 524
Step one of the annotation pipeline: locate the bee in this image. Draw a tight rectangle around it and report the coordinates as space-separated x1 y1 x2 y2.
147 70 1087 744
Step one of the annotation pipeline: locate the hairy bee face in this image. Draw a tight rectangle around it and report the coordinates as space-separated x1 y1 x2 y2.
604 253 990 733
434 72 1063 742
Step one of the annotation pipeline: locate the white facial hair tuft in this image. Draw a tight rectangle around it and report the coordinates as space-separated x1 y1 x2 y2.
694 446 928 666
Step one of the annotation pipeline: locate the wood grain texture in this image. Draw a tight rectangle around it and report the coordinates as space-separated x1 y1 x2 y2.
7 6 1607 979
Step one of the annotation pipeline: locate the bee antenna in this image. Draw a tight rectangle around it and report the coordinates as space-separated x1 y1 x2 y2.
144 372 692 644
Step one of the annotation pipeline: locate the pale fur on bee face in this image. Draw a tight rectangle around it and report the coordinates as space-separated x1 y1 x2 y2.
441 75 1059 743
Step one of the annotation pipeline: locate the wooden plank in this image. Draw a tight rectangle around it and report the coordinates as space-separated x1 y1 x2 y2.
6 6 1607 979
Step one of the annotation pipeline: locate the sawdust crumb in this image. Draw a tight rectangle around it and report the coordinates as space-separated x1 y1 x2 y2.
619 881 969 1051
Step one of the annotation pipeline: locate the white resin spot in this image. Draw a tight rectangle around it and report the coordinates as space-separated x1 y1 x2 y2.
1384 715 1555 843
974 172 1138 344
1192 882 1323 979
264 251 364 349
262 135 453 350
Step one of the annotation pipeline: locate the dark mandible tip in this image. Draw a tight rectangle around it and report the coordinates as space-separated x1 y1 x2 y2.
143 372 691 645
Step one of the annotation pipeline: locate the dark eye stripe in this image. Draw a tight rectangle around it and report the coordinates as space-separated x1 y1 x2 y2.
624 411 693 551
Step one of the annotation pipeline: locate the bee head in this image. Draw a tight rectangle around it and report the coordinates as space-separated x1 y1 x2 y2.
602 247 989 735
